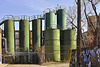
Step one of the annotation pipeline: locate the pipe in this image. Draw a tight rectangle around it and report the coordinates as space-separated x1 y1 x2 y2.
2 38 7 53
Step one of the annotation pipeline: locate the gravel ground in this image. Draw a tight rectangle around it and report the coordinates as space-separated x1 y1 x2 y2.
0 64 69 67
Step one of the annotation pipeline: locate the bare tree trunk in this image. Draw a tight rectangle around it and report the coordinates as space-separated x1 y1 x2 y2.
77 0 82 67
97 17 100 47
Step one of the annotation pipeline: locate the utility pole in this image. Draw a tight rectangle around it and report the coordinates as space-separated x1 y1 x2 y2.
0 28 2 64
77 0 81 67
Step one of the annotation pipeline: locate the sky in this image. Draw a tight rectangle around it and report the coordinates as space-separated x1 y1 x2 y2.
0 0 74 30
0 0 100 31
0 0 74 18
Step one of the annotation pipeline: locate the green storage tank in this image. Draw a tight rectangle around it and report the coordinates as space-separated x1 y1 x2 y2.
19 20 29 63
62 29 76 60
44 29 60 61
4 20 15 53
45 12 56 29
4 20 15 60
32 19 42 51
57 9 66 30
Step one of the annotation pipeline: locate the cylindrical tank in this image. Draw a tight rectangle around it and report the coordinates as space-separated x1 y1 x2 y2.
44 29 60 61
4 20 15 54
45 12 56 29
62 29 76 60
4 20 15 63
19 20 29 63
57 9 66 30
63 29 76 42
32 19 42 51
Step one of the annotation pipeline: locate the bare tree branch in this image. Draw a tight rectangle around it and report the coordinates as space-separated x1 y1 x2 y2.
75 0 78 4
66 5 77 28
82 0 96 32
88 0 99 17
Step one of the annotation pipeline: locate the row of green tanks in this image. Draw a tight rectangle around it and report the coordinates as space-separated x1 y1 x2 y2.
4 19 30 63
4 18 42 63
3 8 76 63
44 8 76 62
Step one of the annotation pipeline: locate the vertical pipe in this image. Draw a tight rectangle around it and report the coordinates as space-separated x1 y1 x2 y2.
19 20 29 63
41 19 42 46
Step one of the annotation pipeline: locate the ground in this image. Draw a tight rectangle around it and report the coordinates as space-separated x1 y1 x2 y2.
0 64 69 67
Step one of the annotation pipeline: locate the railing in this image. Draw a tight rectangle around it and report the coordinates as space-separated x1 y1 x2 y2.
0 15 44 25
43 8 55 15
55 5 66 11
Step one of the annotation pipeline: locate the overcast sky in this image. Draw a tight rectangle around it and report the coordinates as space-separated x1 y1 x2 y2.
0 0 100 30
